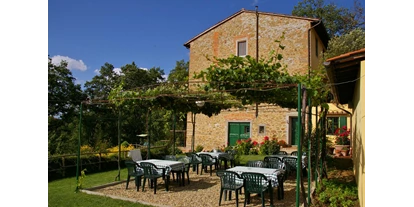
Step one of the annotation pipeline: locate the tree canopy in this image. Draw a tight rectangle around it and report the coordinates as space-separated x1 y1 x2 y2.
292 0 364 38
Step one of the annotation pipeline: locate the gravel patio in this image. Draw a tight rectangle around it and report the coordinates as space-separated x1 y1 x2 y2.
85 168 308 207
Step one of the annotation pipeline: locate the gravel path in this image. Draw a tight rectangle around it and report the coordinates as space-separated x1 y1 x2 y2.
90 169 308 207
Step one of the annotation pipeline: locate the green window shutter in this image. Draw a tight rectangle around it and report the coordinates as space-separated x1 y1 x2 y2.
339 117 347 128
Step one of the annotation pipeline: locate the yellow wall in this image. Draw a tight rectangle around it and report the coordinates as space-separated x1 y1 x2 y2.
352 60 365 207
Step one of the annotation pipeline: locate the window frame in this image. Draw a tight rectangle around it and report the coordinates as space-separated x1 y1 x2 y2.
258 125 266 136
236 39 247 57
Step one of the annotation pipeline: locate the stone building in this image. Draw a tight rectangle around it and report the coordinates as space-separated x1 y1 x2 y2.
181 8 348 151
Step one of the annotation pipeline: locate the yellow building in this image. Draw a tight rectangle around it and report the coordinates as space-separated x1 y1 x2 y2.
325 48 365 207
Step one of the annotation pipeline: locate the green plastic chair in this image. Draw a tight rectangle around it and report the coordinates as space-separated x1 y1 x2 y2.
199 154 216 176
241 172 274 207
177 156 191 185
216 170 244 207
187 153 202 174
139 162 168 194
125 160 143 191
246 160 267 168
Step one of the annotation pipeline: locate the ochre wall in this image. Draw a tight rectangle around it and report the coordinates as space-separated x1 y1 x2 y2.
185 11 326 151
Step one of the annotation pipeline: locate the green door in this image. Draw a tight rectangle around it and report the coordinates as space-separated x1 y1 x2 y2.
228 122 250 146
290 117 298 145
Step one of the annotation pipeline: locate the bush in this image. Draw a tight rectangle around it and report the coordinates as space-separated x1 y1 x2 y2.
278 140 288 148
312 178 359 207
195 145 204 152
259 136 280 155
235 138 253 155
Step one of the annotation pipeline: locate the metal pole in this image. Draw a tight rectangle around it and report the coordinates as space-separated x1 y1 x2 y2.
75 102 83 192
191 112 196 152
296 84 302 207
115 110 121 181
307 96 312 204
315 105 319 189
173 110 176 155
148 110 151 159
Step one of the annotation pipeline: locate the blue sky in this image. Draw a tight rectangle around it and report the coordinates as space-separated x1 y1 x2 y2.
48 0 364 87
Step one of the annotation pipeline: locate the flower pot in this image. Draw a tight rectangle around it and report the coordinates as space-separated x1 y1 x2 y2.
334 145 349 151
340 150 348 156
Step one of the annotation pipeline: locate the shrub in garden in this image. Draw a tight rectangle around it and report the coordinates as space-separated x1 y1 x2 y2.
195 145 204 152
235 138 253 155
259 136 280 155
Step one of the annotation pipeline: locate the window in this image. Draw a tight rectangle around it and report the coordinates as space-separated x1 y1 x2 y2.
315 37 319 57
237 40 247 56
326 116 347 135
258 125 265 135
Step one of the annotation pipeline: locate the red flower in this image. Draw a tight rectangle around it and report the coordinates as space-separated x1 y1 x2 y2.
260 142 264 145
264 136 269 141
252 141 258 146
237 139 242 144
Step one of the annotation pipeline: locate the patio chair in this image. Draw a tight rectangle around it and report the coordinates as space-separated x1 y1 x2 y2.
225 149 238 168
290 151 298 156
125 160 143 191
140 162 168 194
241 172 274 207
263 156 282 164
282 157 298 177
187 153 202 174
164 155 177 161
216 170 244 207
177 156 191 185
199 154 216 176
246 160 267 168
128 149 142 162
275 150 288 155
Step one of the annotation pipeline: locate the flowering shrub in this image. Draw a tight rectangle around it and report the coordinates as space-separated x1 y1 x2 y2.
278 140 288 148
235 138 253 155
259 136 280 155
334 126 350 145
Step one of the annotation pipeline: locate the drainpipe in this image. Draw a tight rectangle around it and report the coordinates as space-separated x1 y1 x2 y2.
255 6 259 118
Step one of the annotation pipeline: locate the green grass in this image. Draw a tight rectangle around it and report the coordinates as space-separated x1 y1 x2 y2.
48 168 154 207
238 154 265 165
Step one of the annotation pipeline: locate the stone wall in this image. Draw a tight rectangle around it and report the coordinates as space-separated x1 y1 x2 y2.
184 10 327 151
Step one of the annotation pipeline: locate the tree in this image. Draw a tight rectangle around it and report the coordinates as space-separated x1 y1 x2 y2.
167 59 189 83
84 62 120 100
292 0 364 38
323 28 365 60
48 57 85 119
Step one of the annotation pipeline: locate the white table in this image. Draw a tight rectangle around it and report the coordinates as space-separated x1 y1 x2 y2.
227 166 284 188
136 159 185 175
227 166 285 201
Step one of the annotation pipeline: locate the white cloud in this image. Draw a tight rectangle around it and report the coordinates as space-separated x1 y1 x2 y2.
113 68 122 75
93 67 123 76
51 55 87 71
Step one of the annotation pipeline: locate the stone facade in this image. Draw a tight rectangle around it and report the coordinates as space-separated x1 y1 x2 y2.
183 9 330 151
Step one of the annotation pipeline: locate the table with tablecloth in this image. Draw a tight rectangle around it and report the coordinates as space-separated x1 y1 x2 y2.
136 159 185 176
227 166 285 200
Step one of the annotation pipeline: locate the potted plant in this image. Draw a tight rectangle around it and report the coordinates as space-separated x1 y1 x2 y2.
340 147 349 156
334 126 351 153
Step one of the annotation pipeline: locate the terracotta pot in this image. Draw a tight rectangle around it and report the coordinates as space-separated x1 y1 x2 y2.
340 150 348 156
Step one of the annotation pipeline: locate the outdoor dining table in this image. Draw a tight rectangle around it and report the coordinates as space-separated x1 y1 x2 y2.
136 159 186 186
197 152 231 168
227 166 285 200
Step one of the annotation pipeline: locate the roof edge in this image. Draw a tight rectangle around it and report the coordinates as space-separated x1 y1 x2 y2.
183 9 322 49
326 48 366 62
